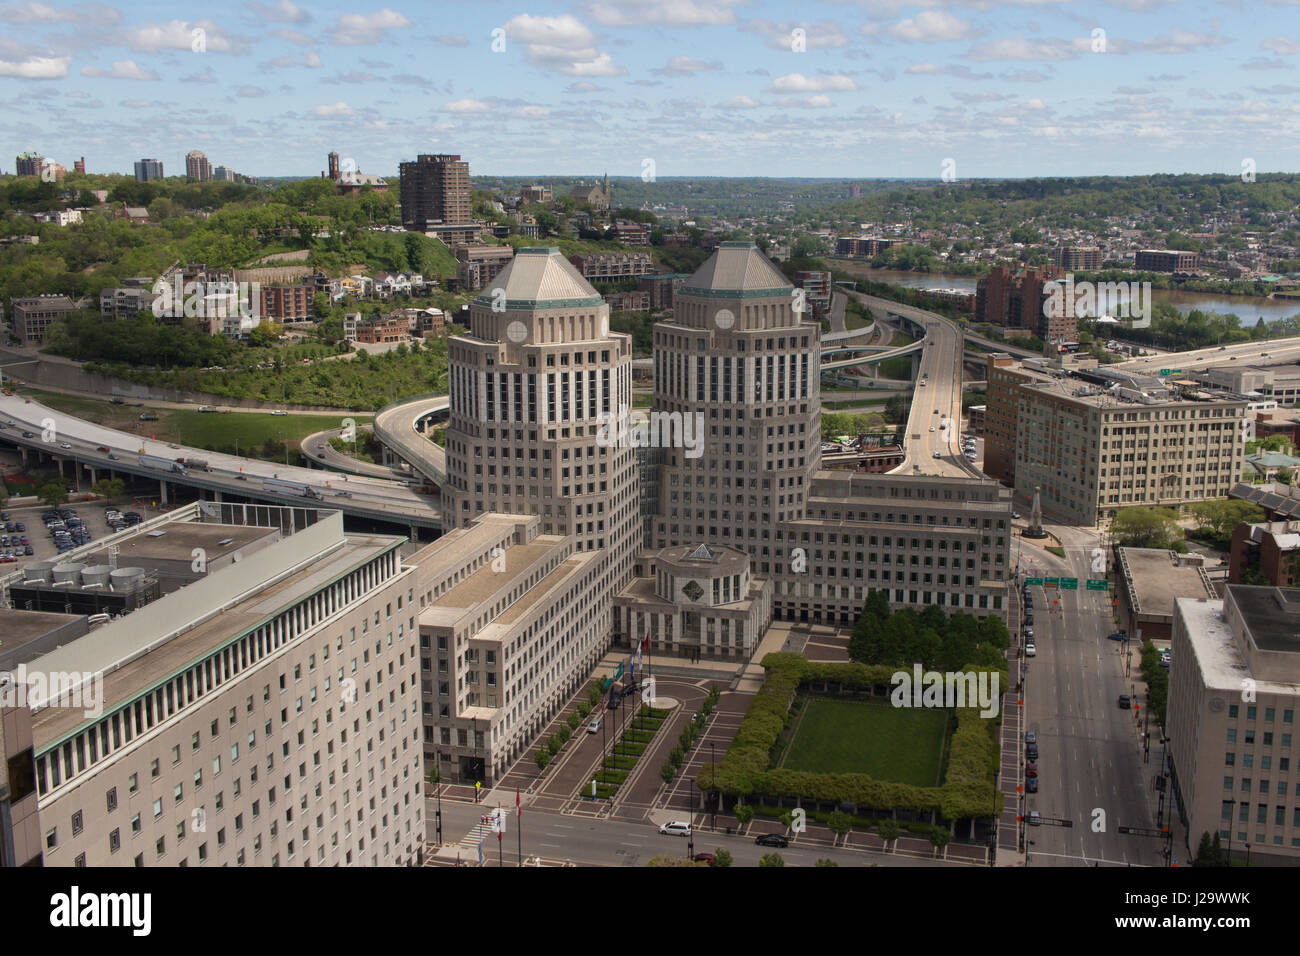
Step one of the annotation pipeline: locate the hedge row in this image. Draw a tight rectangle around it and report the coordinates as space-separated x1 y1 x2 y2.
696 653 1003 820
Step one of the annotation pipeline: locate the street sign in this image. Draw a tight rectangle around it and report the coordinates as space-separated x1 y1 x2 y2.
1044 577 1060 588
1158 369 1169 376
1060 577 1078 590
1025 577 1044 586
1086 579 1109 591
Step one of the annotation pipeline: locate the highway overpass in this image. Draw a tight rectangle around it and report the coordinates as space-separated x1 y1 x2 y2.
372 394 450 486
0 395 443 536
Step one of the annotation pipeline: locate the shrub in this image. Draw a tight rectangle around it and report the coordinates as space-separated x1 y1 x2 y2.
660 762 676 784
535 750 549 772
759 853 785 867
567 711 581 730
734 804 755 826
711 848 733 867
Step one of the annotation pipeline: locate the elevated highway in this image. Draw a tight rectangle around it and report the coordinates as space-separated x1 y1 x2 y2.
0 395 443 534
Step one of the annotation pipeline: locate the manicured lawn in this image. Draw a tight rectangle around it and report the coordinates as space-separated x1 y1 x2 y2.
778 697 950 787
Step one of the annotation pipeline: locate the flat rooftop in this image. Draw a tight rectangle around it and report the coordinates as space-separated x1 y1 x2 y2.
0 609 85 661
30 532 399 748
1177 596 1299 695
1230 585 1300 654
91 523 279 566
1120 548 1214 621
420 536 566 629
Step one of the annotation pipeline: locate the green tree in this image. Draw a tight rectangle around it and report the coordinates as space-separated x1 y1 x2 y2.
711 848 733 868
92 477 125 502
660 762 676 784
827 810 852 844
535 750 549 772
1110 506 1185 550
38 481 69 507
0 488 9 509
929 830 951 857
1195 831 1224 867
814 858 840 867
758 852 785 867
878 819 901 849
734 803 755 827
1189 499 1265 542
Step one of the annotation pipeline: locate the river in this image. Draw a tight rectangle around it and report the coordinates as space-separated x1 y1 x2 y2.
841 266 1300 325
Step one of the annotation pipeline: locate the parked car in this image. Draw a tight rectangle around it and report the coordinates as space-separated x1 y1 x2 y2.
755 833 789 848
1026 763 1038 778
692 852 715 865
1118 695 1132 709
1028 810 1042 826
1026 776 1039 793
1026 742 1038 760
1026 642 1036 657
658 821 691 836
1160 651 1171 670
1107 631 1127 642
587 716 601 734
1025 730 1036 744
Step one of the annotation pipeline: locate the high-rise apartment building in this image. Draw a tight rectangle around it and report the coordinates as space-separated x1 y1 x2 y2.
975 263 1076 344
134 159 164 182
1136 249 1198 273
0 504 425 867
399 154 472 231
1167 585 1300 864
1053 246 1104 271
985 353 1248 524
185 150 212 182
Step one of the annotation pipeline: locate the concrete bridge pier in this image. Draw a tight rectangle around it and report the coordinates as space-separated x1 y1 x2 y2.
159 480 169 505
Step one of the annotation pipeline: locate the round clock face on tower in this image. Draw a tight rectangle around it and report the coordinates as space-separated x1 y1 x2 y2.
1209 698 1225 713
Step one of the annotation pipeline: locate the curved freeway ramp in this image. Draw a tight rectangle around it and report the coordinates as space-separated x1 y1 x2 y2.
372 394 450 487
842 291 986 480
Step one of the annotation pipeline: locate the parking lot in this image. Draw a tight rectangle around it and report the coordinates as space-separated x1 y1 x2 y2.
0 500 141 569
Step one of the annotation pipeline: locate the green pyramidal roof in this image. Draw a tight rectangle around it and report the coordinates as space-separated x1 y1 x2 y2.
473 247 604 309
679 241 793 299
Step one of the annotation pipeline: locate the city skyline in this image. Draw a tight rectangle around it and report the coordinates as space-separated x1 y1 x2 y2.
0 0 1297 179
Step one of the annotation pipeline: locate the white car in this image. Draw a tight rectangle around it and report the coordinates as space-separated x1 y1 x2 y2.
59 442 71 449
658 821 691 836
929 426 936 432
1026 642 1036 657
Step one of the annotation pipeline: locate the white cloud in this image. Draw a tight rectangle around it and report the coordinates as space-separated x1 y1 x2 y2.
742 18 849 50
81 59 159 80
0 2 118 25
246 0 310 23
0 54 69 78
583 0 744 28
434 34 468 47
719 94 758 109
503 14 625 76
1261 36 1300 55
966 36 1077 62
305 51 322 68
652 55 721 76
766 72 857 93
312 101 357 117
329 8 411 45
1138 29 1226 55
804 94 834 108
514 105 550 118
445 98 491 113
887 11 980 43
565 80 606 92
237 85 268 97
273 28 315 45
181 67 217 83
120 19 236 53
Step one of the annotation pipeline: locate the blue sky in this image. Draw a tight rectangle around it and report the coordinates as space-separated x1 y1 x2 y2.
1 0 1298 179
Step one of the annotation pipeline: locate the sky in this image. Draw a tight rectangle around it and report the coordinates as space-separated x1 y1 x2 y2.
0 0 1298 179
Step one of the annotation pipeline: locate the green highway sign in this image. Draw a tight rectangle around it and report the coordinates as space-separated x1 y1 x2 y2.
1087 579 1109 591
1158 369 1170 376
1025 577 1044 586
1044 577 1060 588
1060 578 1078 590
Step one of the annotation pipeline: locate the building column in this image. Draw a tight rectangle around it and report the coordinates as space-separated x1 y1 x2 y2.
213 490 223 503
159 480 169 505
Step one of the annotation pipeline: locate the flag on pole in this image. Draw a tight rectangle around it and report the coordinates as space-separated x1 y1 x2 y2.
516 788 522 819
643 632 650 651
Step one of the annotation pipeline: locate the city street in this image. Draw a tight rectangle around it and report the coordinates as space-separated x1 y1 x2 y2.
1015 527 1169 866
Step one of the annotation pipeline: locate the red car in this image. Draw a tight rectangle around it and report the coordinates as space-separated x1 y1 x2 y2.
1026 762 1038 778
692 852 715 865
96 445 109 453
